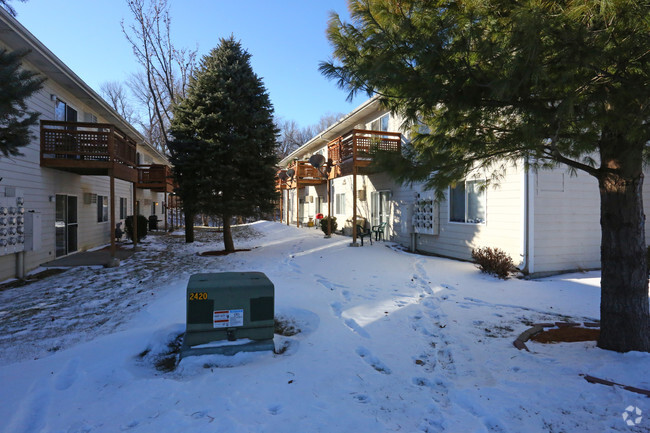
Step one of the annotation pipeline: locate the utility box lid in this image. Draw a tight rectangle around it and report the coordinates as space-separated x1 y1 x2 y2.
182 272 275 357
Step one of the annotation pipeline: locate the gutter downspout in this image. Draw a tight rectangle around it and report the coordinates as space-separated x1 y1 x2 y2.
521 159 535 275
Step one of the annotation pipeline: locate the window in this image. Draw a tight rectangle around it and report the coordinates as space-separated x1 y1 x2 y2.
84 112 97 123
449 180 486 224
370 114 389 132
55 99 77 122
151 201 156 215
335 193 346 215
119 197 128 220
97 196 108 223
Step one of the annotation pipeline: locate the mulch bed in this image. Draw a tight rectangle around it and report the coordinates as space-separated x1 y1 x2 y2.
530 326 600 343
198 249 251 256
513 321 600 351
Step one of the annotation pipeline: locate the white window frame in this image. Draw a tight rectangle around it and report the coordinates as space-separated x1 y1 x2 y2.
335 193 346 215
97 195 109 223
370 113 389 132
119 197 128 220
448 180 486 225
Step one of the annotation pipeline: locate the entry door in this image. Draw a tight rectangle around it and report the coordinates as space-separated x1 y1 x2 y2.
55 195 78 257
371 190 392 227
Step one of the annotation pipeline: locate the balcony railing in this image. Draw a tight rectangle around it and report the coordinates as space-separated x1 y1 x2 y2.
137 164 174 192
276 170 289 191
328 129 401 173
278 161 327 189
40 121 138 182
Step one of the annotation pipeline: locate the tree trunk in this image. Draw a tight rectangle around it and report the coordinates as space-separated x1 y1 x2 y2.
223 214 235 252
184 211 194 243
598 158 650 352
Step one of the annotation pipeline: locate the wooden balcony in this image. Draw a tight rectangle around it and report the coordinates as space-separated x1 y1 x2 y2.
276 170 289 191
137 164 175 193
327 129 401 177
40 120 138 182
168 194 181 209
279 161 327 190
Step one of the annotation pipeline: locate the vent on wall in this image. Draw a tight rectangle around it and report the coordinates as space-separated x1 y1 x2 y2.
83 193 97 204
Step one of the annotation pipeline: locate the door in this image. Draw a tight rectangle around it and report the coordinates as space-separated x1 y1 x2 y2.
371 190 392 228
55 194 78 257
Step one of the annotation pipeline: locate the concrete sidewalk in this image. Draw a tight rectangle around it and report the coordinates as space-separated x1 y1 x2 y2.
42 247 135 267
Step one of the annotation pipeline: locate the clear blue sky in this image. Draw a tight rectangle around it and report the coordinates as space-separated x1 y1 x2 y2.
12 0 364 128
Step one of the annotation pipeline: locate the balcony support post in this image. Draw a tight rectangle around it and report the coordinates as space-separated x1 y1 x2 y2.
107 128 117 261
109 169 116 259
350 135 359 247
132 185 138 250
164 191 168 232
296 187 300 228
327 176 332 238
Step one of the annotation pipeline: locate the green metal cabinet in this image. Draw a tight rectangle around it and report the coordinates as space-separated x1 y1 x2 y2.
181 272 275 357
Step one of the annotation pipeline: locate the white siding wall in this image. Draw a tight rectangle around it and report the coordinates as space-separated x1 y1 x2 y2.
0 53 141 282
364 172 416 243
415 163 524 264
331 176 354 232
532 168 602 274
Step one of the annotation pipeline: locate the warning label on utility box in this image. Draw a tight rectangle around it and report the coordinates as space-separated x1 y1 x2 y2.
213 309 244 328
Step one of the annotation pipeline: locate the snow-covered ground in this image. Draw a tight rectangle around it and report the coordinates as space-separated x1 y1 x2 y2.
0 221 648 433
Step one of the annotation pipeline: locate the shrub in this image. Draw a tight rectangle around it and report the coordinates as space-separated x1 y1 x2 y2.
319 216 337 235
125 214 148 242
471 247 516 279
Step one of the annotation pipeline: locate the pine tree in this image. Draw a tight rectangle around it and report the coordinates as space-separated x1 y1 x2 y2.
321 0 650 352
169 36 278 250
0 48 44 158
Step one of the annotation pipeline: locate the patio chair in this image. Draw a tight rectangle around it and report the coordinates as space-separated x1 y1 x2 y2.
372 222 387 241
356 224 372 246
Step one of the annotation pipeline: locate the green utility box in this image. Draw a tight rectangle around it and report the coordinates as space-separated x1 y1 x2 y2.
181 272 275 357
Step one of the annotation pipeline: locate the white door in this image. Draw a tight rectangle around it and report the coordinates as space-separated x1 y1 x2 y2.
371 190 391 227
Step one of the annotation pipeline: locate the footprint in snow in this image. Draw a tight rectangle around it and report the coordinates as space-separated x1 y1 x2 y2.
356 346 391 374
345 319 371 339
330 302 343 318
268 405 282 415
315 275 348 291
55 357 80 391
353 394 370 403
